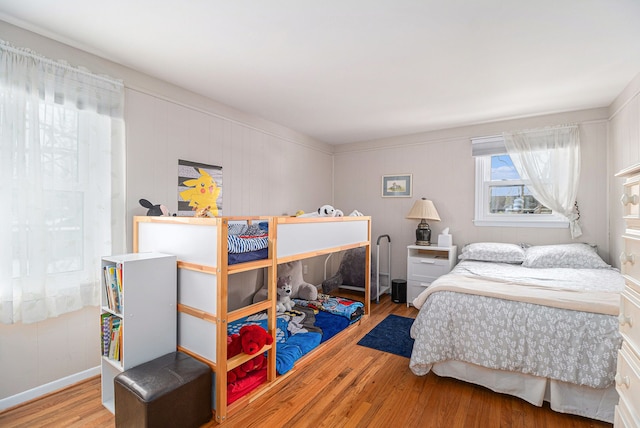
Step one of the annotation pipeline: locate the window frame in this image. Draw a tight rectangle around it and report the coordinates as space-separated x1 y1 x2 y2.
11 99 113 301
474 154 569 228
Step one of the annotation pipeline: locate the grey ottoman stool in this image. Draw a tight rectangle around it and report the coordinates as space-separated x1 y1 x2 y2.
114 351 211 428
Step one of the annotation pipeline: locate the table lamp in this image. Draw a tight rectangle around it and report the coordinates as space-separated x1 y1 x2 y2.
406 198 440 245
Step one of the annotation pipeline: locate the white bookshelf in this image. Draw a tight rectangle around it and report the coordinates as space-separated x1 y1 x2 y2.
100 252 177 413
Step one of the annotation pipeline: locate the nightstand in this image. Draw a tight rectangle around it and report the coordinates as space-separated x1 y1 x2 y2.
406 244 457 307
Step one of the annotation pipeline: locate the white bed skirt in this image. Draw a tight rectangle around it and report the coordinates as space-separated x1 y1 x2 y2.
430 360 618 423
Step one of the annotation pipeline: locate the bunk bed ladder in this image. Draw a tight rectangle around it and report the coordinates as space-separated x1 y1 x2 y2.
375 234 391 303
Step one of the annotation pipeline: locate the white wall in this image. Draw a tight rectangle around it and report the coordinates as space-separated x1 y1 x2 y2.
609 72 640 268
0 21 333 406
0 307 97 408
334 109 611 281
124 88 333 250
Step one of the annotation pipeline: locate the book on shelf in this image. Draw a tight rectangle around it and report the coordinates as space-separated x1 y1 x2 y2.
102 266 112 309
109 265 121 312
108 324 117 360
101 313 111 357
101 313 122 361
103 265 122 313
116 262 123 294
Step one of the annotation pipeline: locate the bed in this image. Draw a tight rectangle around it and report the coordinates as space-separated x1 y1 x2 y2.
133 214 371 422
409 242 625 423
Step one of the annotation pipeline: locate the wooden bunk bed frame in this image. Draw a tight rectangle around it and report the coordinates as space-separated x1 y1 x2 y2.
133 215 371 423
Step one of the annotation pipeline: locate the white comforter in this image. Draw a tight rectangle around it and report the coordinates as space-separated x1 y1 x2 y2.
409 261 625 389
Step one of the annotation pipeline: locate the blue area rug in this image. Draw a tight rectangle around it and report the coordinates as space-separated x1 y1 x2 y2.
357 314 415 358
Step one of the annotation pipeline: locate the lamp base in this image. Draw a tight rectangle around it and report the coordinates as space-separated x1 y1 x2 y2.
415 221 431 246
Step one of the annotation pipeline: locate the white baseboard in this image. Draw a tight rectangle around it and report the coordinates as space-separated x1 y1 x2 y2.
0 366 101 412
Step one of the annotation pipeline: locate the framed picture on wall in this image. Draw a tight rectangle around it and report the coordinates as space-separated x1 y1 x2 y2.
382 174 412 197
178 159 223 216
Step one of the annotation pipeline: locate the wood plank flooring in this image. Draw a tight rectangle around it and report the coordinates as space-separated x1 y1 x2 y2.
0 292 612 428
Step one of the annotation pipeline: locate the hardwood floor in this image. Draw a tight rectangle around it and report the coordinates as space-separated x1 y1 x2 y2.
0 293 612 428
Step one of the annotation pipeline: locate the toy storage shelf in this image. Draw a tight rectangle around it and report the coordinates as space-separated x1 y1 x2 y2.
100 252 177 413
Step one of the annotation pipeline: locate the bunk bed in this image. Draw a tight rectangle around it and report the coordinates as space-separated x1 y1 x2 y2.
133 215 371 423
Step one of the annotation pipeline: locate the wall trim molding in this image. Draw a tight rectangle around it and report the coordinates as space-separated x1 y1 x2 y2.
0 366 100 412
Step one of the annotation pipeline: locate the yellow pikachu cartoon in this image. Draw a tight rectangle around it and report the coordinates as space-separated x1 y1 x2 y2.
179 169 221 215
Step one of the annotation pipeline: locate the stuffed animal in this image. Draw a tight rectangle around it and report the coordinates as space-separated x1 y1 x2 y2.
227 367 242 383
226 333 242 383
194 205 215 218
279 261 318 301
252 260 319 303
227 354 267 383
226 326 273 383
227 333 242 357
296 205 364 218
239 324 274 355
139 198 169 216
276 276 294 313
297 204 337 218
240 354 266 374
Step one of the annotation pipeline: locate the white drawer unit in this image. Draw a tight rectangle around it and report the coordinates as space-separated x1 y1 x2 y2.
615 163 640 427
621 235 640 279
406 245 456 307
621 172 640 234
620 279 640 358
408 256 452 282
616 343 640 427
616 394 638 428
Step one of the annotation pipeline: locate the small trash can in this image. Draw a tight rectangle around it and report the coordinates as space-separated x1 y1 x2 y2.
391 279 407 304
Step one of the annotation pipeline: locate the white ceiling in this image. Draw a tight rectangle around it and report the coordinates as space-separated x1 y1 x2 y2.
1 1 640 144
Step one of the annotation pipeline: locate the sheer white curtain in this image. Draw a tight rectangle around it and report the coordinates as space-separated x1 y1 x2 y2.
0 40 125 324
503 125 582 238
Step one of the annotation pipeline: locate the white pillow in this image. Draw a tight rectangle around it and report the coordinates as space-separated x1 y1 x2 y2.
459 242 525 264
522 243 610 269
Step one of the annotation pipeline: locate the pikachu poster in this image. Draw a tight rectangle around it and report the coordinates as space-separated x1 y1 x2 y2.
178 159 223 216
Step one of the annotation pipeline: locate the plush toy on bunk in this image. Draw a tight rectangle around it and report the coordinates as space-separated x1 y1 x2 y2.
139 198 175 216
253 261 318 303
227 325 274 405
295 204 364 218
276 276 294 313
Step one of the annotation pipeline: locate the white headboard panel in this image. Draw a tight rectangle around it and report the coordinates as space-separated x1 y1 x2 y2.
277 219 369 258
137 221 218 266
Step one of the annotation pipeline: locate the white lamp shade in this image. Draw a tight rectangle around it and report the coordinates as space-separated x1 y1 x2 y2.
406 198 441 221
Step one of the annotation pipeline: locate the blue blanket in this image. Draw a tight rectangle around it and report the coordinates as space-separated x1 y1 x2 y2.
314 310 349 343
293 293 365 321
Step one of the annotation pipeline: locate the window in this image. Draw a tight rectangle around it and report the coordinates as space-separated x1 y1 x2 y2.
1 41 125 324
17 102 95 274
474 151 569 228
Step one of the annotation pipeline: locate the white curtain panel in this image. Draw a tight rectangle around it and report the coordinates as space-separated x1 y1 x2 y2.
503 125 582 238
0 40 125 324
